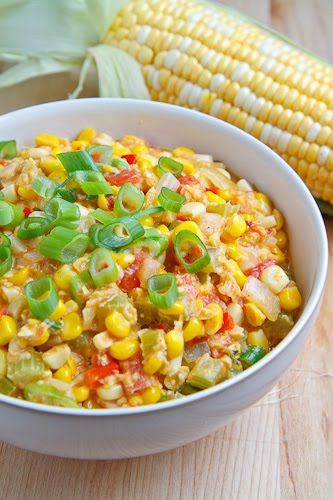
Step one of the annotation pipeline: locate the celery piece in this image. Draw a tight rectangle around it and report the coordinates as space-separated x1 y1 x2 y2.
183 341 210 366
187 354 226 389
0 376 15 396
68 331 94 357
180 383 200 395
139 329 166 359
263 313 294 342
7 352 48 389
24 383 79 408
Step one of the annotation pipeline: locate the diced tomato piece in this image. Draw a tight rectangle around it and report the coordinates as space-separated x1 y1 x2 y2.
0 304 8 317
178 175 199 185
151 322 170 332
186 335 208 348
106 196 115 211
176 214 188 221
219 312 234 333
201 289 223 306
184 245 203 264
205 187 219 194
23 207 33 218
120 355 151 396
84 360 119 389
106 169 142 186
121 154 137 165
245 259 276 278
118 250 147 292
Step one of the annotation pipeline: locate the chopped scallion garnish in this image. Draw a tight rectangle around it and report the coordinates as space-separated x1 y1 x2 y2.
57 150 99 173
89 248 118 287
157 187 186 213
157 156 183 177
86 145 113 164
38 227 89 263
92 218 144 250
174 230 211 273
0 200 23 228
0 245 12 277
24 276 58 320
17 217 51 240
147 273 178 309
70 171 113 195
0 140 17 159
44 198 80 229
114 183 144 218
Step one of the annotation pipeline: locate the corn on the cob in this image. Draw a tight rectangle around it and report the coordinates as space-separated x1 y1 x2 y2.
107 0 333 206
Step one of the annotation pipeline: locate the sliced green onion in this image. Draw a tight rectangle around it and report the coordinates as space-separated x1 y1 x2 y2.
87 145 113 164
136 206 165 218
0 246 12 277
24 276 58 320
157 156 183 177
174 230 211 273
0 232 11 247
38 227 89 263
240 345 266 366
57 150 99 173
96 218 144 250
114 183 144 218
158 187 186 213
89 248 118 287
24 383 79 408
147 273 178 309
17 217 51 240
54 187 76 203
70 270 94 304
44 198 80 229
90 208 115 225
0 140 17 159
70 171 113 195
32 176 58 198
44 319 62 331
111 158 128 170
131 228 168 257
88 223 103 247
0 201 23 228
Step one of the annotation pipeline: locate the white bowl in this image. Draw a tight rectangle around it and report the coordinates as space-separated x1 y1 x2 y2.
0 99 327 459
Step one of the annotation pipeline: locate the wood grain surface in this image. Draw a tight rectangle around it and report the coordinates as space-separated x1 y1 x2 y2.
0 1 333 499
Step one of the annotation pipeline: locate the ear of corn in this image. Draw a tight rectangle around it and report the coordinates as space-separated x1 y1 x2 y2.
107 0 333 208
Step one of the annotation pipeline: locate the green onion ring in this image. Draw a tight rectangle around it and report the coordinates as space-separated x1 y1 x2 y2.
57 150 99 173
95 218 144 250
157 156 183 177
70 171 113 195
114 183 144 218
86 145 113 164
17 217 51 240
147 273 179 309
44 198 80 229
0 246 12 277
24 276 59 320
38 227 89 263
174 230 211 273
89 248 119 287
0 140 17 159
158 187 186 213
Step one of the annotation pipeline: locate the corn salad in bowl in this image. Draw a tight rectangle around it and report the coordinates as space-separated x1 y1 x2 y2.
0 129 302 409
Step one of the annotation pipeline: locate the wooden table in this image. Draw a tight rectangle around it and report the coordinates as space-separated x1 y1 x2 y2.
1 1 332 498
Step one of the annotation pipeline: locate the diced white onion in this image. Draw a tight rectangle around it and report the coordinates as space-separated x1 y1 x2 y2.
155 173 180 195
242 276 280 321
42 344 71 370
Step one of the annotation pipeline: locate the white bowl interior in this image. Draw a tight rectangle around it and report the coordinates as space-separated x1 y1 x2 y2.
0 98 325 308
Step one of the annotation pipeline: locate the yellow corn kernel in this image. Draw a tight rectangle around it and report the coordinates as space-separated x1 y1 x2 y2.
279 286 302 311
97 195 109 210
183 318 205 342
112 142 130 156
122 134 144 144
73 385 90 403
54 265 76 291
27 323 50 347
276 230 288 249
218 189 233 201
35 133 59 148
50 300 66 320
161 301 185 316
172 221 203 241
102 165 113 173
244 303 266 327
54 364 72 383
0 316 17 346
271 245 286 264
105 311 131 339
273 209 284 230
172 146 194 157
206 191 224 203
61 312 83 341
226 214 247 238
140 215 154 227
138 158 154 172
77 127 96 142
227 259 247 287
109 338 139 361
48 170 67 183
142 386 162 405
204 303 223 335
157 224 170 237
112 252 135 269
166 329 184 358
128 395 144 406
17 186 36 200
178 157 195 174
226 243 242 261
255 192 272 213
247 329 269 352
143 354 163 375
40 157 64 175
67 357 77 377
8 268 29 286
51 147 64 156
0 348 7 377
243 214 255 222
71 140 88 150
132 144 148 155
